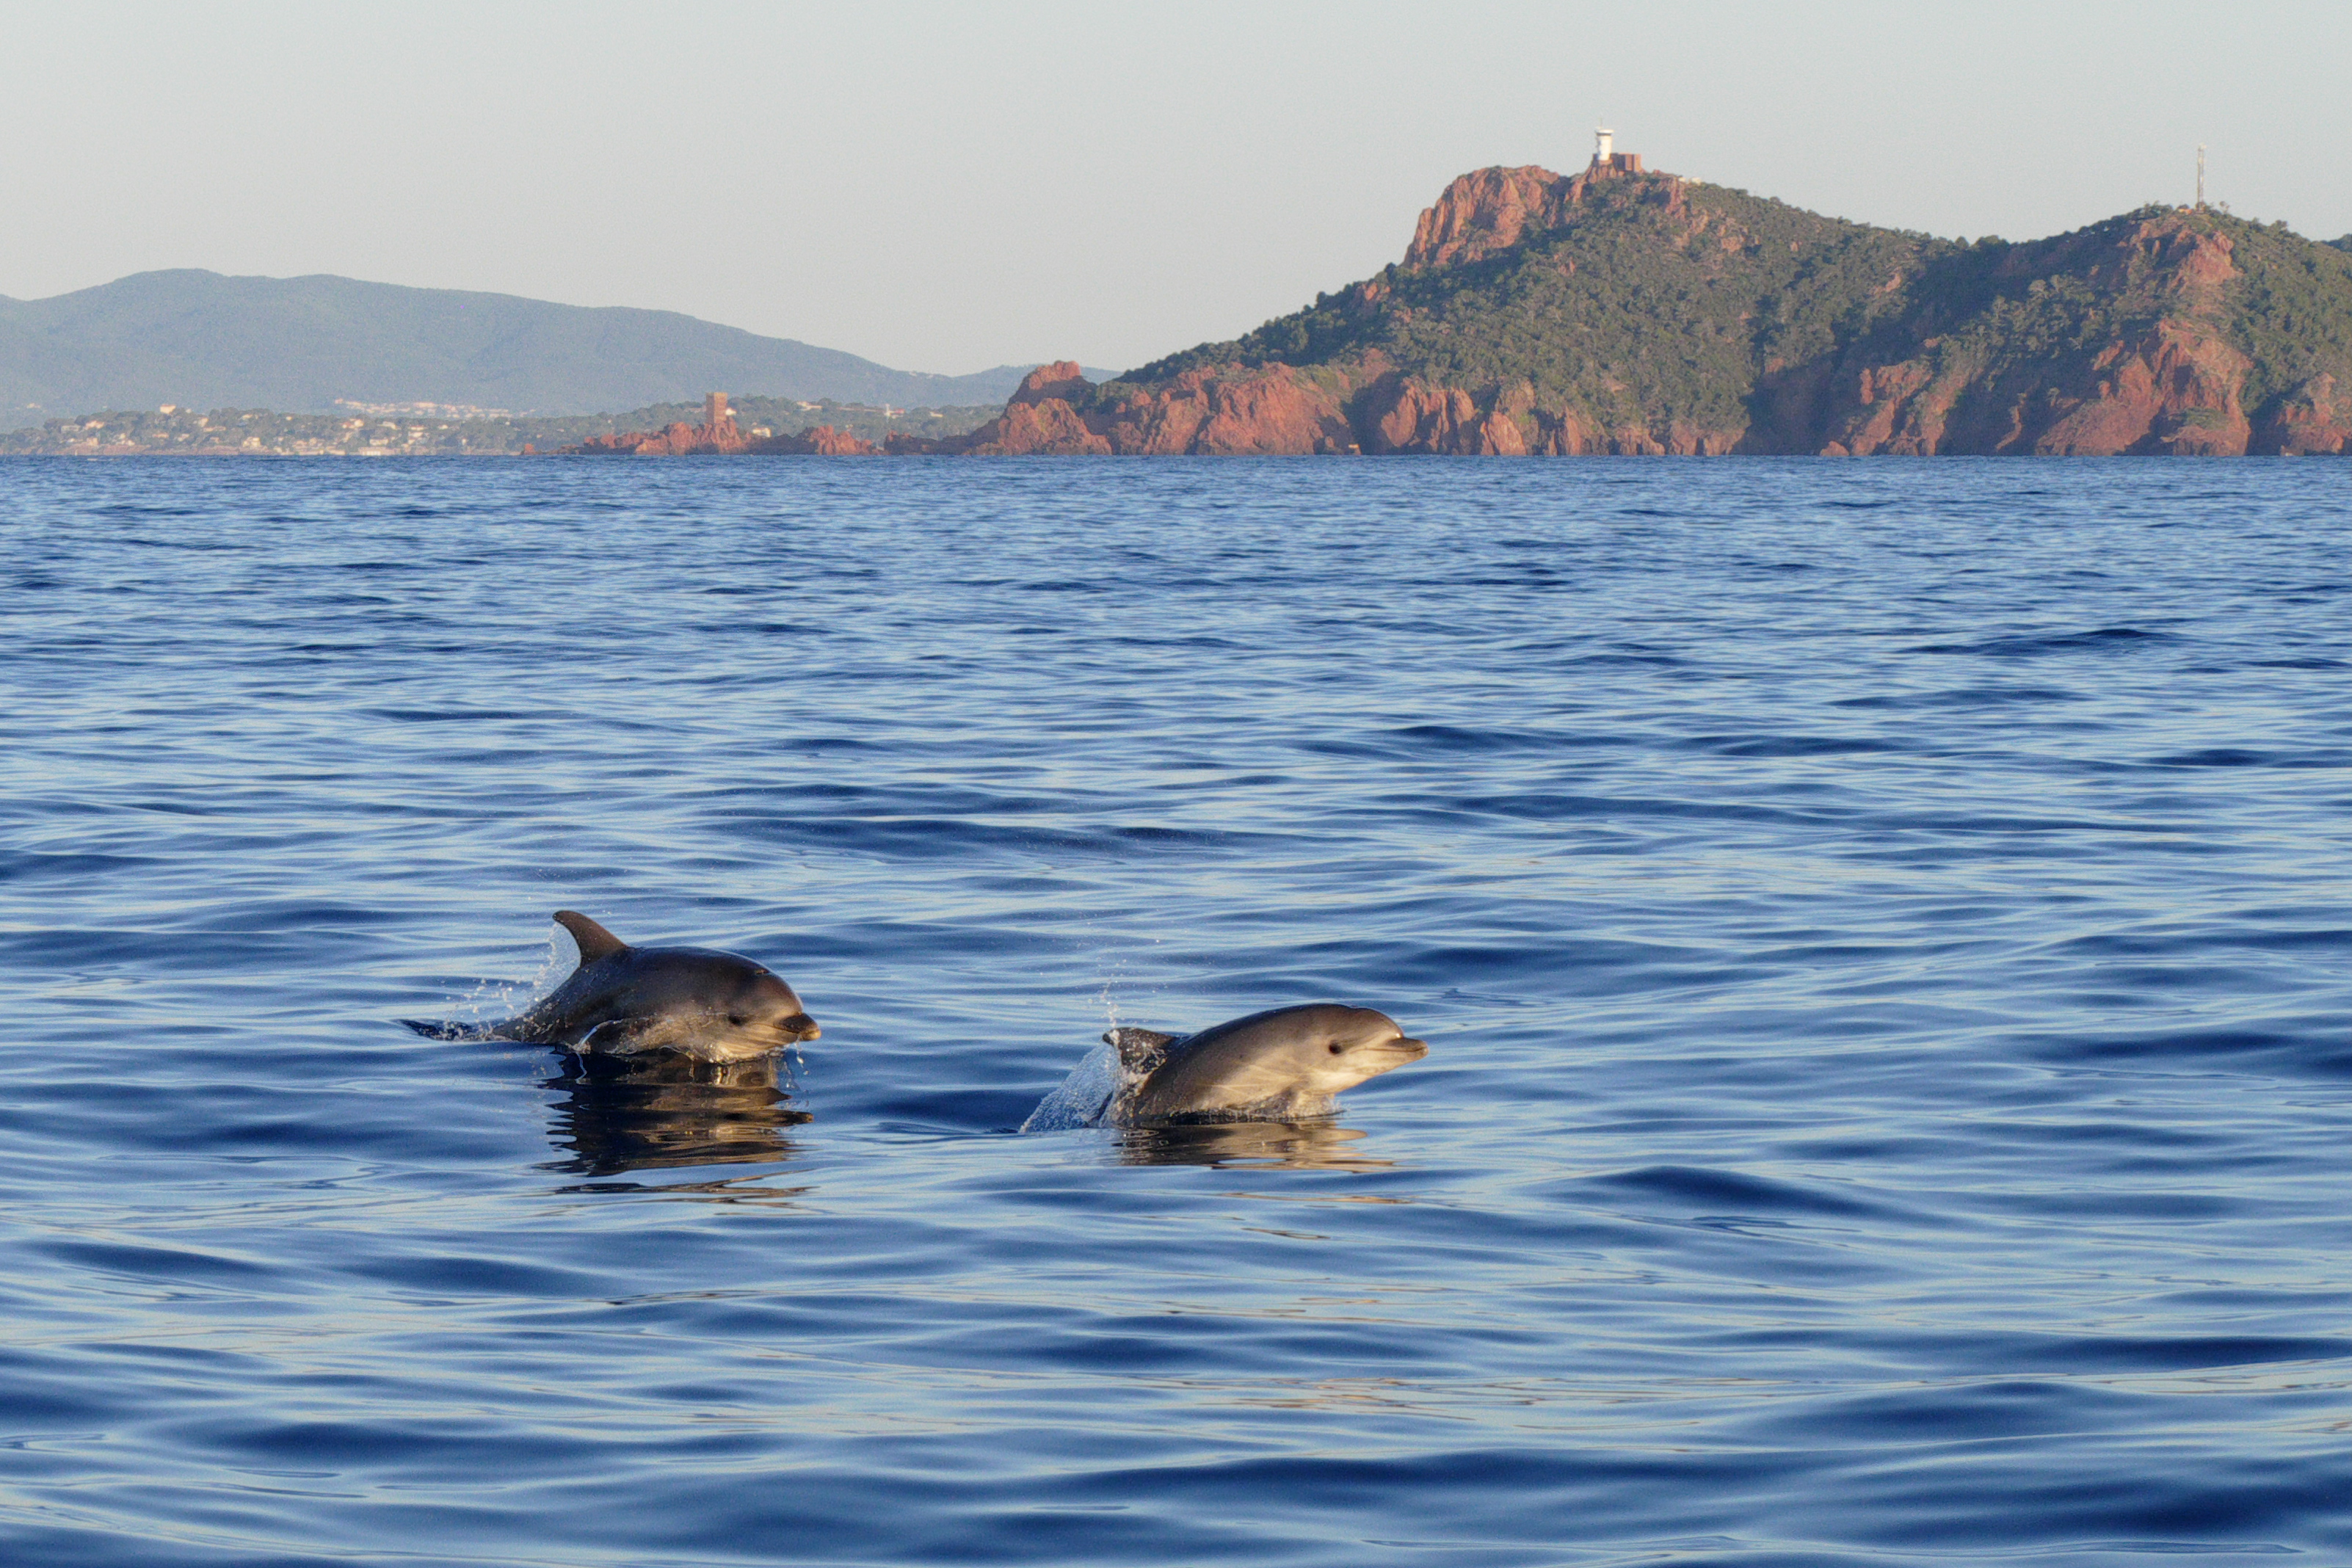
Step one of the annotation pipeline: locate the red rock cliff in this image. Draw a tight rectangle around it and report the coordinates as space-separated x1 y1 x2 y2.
567 394 750 456
1815 217 2260 457
2254 372 2351 455
1404 156 1654 269
943 362 1355 456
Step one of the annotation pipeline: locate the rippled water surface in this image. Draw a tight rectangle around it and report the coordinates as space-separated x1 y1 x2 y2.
2 457 2348 1567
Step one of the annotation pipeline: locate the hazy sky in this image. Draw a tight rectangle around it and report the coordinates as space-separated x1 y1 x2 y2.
4 1 2346 375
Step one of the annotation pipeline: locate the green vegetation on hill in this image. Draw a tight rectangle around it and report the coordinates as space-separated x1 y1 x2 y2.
2219 220 2352 410
1122 179 1949 434
1114 177 2352 451
1883 206 2352 440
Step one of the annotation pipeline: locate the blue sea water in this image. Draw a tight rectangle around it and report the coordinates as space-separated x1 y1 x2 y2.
0 456 2347 1567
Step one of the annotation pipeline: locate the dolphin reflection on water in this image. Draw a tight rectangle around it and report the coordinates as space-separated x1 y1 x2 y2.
543 1051 811 1177
1111 1119 1398 1172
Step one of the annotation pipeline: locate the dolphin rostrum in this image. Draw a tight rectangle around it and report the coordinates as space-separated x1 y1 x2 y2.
403 911 820 1064
1025 1003 1429 1130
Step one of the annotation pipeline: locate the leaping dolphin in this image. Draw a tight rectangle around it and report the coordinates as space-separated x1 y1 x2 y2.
404 911 821 1064
1024 1003 1428 1130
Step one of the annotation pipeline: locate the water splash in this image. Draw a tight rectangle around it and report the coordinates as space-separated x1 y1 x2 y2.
420 921 578 1028
1018 1040 1122 1133
528 923 581 997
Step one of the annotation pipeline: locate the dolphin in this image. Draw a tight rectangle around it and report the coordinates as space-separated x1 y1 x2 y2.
403 911 820 1064
1025 1003 1429 1130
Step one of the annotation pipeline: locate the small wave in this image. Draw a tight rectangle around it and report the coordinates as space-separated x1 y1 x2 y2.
1909 626 2179 657
1578 1164 1903 1220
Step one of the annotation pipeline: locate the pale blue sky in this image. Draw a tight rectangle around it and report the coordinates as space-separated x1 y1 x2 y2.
3 1 2345 374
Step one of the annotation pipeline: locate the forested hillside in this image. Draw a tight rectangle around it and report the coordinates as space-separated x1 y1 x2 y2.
951 161 2352 456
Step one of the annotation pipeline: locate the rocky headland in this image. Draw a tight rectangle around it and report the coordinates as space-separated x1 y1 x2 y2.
567 393 888 457
923 157 2352 457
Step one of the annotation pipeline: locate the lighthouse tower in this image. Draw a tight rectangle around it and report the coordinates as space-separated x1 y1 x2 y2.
1587 120 1641 177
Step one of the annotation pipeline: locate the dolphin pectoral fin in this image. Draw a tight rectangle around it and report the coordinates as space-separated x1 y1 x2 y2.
1105 1027 1181 1072
553 911 628 965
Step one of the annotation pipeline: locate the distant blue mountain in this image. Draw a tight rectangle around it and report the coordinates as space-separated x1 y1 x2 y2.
0 269 1086 421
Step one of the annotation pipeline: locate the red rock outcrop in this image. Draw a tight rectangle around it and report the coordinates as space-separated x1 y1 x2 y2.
809 426 882 456
747 424 883 456
946 363 1355 455
598 419 747 456
2253 373 2351 454
951 356 1763 460
1815 358 1948 457
949 361 1115 454
1008 360 1092 406
567 393 751 456
2035 322 2251 455
1096 365 1355 454
1403 156 1660 269
1818 217 2260 457
1360 377 1527 454
570 403 882 457
957 396 1114 456
1408 167 1569 269
1349 374 1741 456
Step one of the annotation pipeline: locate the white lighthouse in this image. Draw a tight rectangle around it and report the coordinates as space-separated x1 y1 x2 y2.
1594 121 1614 164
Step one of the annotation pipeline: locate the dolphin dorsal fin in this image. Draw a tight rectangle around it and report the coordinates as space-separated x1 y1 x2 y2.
1105 1026 1180 1073
552 910 628 965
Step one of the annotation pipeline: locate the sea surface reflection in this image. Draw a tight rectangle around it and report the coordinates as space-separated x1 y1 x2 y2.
1 457 2346 1567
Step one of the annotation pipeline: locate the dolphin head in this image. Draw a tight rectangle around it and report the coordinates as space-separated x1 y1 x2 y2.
711 963 821 1048
571 952 821 1060
1292 1005 1429 1096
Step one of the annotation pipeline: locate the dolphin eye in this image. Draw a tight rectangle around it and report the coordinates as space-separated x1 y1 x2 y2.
1327 1042 1344 1054
727 1013 747 1027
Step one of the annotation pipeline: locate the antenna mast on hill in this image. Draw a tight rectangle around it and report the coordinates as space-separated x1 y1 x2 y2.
2196 145 2206 210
